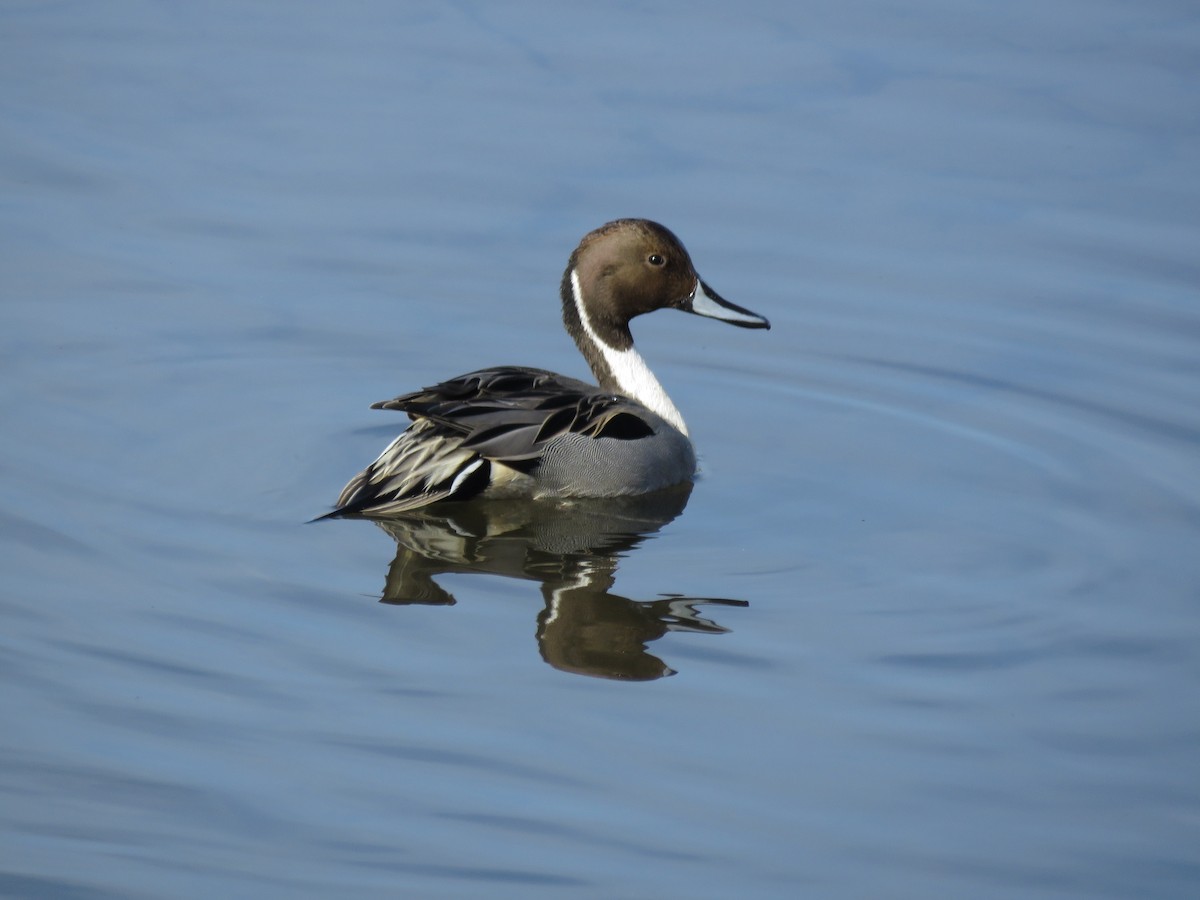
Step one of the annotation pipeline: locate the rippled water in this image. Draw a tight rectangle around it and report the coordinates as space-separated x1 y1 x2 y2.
3 2 1198 898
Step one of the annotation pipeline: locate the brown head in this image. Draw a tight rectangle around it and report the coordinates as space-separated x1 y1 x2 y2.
560 219 769 363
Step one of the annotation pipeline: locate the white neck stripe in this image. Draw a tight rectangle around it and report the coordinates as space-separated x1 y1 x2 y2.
570 269 689 436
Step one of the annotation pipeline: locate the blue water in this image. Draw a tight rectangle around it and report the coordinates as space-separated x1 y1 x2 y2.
2 2 1198 897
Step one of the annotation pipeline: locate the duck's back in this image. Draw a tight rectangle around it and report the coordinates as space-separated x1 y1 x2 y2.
327 366 695 517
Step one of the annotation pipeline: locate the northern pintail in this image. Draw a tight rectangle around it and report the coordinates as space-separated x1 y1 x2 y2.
323 218 769 517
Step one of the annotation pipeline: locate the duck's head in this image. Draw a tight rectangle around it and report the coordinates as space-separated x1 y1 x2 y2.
561 218 770 353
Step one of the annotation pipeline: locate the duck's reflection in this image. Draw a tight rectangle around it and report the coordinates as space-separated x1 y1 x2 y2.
358 485 747 680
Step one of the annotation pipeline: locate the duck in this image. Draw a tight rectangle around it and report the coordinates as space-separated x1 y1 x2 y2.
322 218 769 518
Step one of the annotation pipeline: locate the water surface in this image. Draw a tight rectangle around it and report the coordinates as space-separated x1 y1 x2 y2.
2 2 1198 898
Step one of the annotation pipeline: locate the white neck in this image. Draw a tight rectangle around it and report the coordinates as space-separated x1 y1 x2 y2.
570 270 689 436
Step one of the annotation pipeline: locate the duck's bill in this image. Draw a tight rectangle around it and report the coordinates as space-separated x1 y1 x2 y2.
684 280 770 329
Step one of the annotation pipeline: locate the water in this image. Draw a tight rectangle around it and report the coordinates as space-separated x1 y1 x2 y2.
2 2 1198 897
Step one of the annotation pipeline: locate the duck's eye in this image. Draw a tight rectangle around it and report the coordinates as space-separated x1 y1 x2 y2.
647 254 665 267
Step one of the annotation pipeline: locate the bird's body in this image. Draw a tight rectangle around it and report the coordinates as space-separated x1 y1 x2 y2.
323 219 769 518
